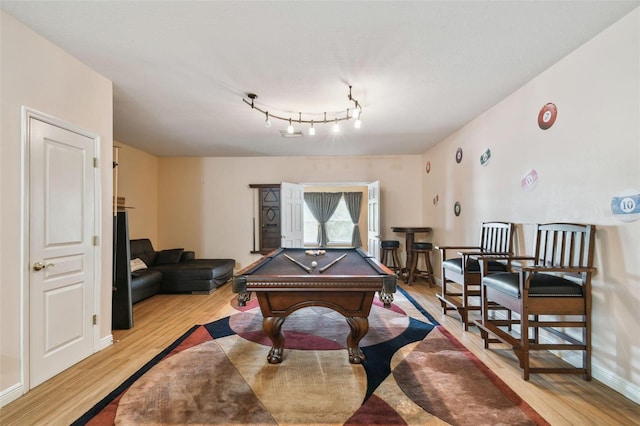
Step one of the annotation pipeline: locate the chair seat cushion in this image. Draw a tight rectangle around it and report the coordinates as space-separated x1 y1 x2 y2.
411 242 433 250
380 240 400 249
443 258 508 274
483 272 584 298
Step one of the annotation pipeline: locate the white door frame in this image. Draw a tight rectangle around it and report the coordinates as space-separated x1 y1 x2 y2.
367 180 381 260
20 106 102 391
280 182 304 248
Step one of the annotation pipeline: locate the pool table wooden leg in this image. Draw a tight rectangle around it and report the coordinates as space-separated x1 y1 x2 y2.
345 316 369 364
264 316 286 364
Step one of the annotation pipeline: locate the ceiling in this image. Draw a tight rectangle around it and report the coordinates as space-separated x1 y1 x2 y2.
2 1 638 157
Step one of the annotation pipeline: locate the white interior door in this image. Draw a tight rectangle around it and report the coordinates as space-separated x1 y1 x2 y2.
367 181 381 259
29 117 97 388
280 182 304 248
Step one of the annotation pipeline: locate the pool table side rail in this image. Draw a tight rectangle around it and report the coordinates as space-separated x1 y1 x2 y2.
232 247 397 294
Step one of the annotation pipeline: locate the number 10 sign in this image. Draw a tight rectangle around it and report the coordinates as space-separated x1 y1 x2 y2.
611 190 640 223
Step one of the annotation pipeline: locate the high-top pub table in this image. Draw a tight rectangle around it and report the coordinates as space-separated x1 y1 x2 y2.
390 226 433 283
233 247 397 365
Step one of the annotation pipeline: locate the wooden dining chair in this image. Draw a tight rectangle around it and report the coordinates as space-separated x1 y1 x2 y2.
474 223 596 380
436 222 515 330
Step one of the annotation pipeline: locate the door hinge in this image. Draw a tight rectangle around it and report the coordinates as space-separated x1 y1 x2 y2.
93 314 97 325
93 235 99 246
93 157 99 168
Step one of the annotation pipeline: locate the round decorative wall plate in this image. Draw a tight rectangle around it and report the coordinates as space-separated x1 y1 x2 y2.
521 169 539 191
480 148 491 166
538 103 557 130
455 147 463 163
454 201 462 216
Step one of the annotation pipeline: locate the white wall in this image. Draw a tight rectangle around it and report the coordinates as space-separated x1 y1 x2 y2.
115 142 159 242
422 9 640 403
157 155 424 270
0 11 113 404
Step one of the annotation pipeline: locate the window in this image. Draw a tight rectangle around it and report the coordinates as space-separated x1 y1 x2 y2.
303 197 353 245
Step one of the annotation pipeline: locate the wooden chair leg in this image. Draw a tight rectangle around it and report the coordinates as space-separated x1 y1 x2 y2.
584 311 592 380
424 250 435 287
392 250 402 275
408 253 418 286
479 282 489 347
521 312 530 380
440 268 449 313
460 307 470 331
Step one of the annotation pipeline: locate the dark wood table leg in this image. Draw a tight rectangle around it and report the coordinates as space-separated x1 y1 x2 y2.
403 232 416 283
263 316 286 364
345 316 369 364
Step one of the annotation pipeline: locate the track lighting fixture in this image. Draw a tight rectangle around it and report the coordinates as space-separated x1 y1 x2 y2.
243 86 363 136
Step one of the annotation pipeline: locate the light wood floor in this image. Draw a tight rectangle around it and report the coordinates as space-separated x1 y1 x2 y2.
2 281 639 425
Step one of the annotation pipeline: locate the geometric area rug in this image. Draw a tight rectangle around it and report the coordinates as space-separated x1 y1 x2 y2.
73 288 549 425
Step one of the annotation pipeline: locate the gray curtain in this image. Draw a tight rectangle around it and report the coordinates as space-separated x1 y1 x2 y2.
343 192 363 248
304 192 342 247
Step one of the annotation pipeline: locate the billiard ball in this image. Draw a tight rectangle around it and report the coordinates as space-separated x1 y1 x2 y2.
311 261 318 268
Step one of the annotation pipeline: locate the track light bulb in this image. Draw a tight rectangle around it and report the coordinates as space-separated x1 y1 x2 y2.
333 118 339 133
352 108 360 119
265 112 271 128
287 118 294 134
309 121 316 136
354 118 361 129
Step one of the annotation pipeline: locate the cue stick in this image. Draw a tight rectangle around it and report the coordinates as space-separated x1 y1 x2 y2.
319 253 347 273
283 254 312 273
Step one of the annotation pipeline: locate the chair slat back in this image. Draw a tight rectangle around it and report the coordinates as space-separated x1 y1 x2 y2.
479 222 515 253
534 223 596 277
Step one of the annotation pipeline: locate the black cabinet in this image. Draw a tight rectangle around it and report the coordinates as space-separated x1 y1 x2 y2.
112 211 133 329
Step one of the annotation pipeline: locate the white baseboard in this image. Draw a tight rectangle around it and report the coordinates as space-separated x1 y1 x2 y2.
562 348 640 405
0 382 25 408
99 333 114 351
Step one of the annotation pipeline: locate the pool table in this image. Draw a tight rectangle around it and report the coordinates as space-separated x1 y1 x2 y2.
232 247 397 364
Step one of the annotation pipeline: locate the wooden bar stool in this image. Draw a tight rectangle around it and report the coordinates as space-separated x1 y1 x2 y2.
380 240 402 275
408 242 435 287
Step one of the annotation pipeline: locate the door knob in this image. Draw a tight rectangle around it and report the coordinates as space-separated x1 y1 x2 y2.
33 262 54 271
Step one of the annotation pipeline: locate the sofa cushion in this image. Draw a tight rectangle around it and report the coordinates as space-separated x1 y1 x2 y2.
151 262 218 280
182 259 235 282
443 257 508 274
151 259 235 293
483 272 584 299
131 269 162 304
130 239 157 267
155 248 184 265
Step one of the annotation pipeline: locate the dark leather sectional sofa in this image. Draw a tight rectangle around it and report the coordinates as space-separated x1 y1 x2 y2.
129 238 235 304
